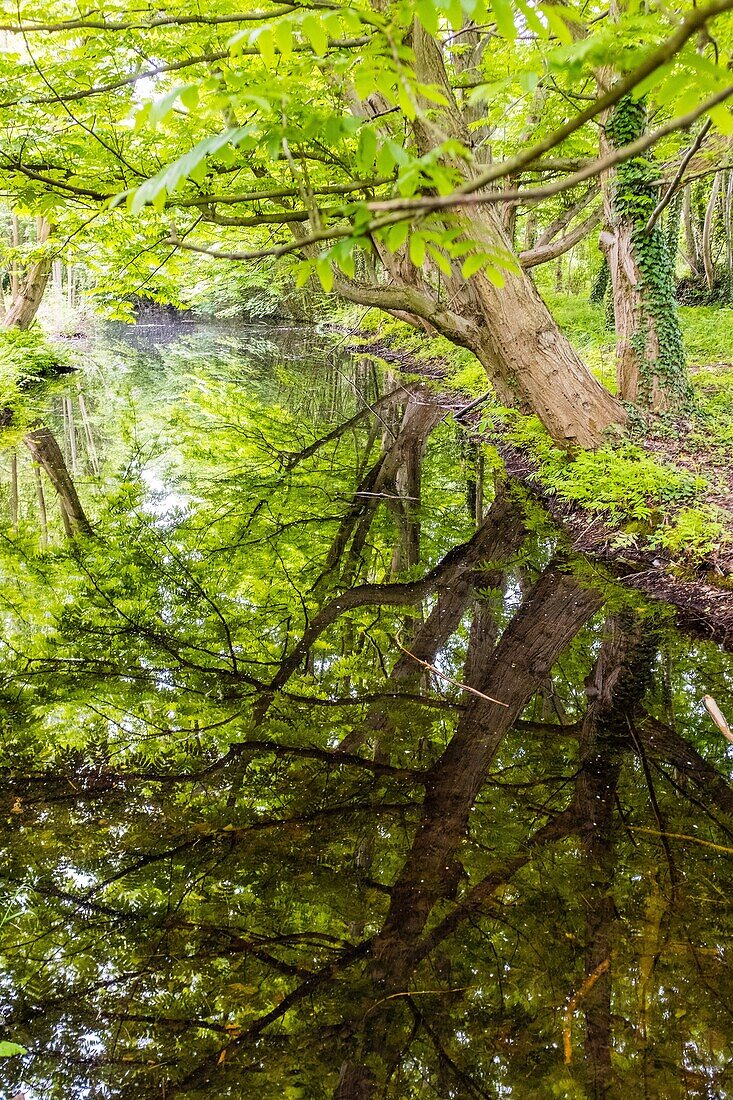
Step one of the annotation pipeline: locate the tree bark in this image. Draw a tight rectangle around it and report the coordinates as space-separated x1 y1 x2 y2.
571 613 656 1098
599 98 689 409
702 170 721 293
24 427 93 536
338 561 605 1096
4 218 53 330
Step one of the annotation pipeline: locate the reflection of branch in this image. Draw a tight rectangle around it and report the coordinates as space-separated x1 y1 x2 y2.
394 637 508 707
563 957 611 1065
407 995 491 1099
628 826 733 854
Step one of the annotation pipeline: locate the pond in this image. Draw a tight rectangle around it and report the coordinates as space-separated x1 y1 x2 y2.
2 322 733 1099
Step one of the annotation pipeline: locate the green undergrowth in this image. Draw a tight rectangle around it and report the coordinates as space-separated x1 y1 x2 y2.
546 293 733 374
0 328 71 406
349 298 732 566
480 407 725 563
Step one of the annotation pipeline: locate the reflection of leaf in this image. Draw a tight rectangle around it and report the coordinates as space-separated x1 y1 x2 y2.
0 1041 27 1057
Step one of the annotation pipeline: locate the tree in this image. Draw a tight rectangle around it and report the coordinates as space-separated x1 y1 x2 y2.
1 0 733 443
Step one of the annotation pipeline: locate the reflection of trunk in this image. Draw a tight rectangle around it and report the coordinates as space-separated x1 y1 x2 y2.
637 713 733 817
4 218 53 330
24 427 93 536
340 486 527 755
33 463 49 547
600 98 689 409
572 613 655 1098
322 392 442 588
387 400 432 574
9 453 18 528
336 562 604 1098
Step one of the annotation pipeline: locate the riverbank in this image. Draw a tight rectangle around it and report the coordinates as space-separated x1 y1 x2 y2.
348 304 733 648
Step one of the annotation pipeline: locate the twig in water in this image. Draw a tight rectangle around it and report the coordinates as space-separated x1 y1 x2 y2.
703 694 733 744
394 637 509 707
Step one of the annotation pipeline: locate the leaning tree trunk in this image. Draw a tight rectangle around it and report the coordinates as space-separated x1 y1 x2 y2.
24 427 93 537
337 20 626 451
4 217 53 330
600 98 690 410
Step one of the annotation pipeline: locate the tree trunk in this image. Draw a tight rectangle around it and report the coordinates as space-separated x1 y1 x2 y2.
572 613 656 1098
338 561 605 1097
702 170 721 293
682 183 702 276
339 22 626 451
4 218 53 330
600 98 689 410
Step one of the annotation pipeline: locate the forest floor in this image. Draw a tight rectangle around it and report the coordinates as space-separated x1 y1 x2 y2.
353 300 733 648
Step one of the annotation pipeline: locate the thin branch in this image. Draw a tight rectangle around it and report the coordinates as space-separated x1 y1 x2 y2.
393 637 509 707
645 118 712 233
163 82 733 263
563 958 611 1065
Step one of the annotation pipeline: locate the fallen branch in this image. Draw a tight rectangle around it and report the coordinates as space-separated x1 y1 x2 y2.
703 694 733 744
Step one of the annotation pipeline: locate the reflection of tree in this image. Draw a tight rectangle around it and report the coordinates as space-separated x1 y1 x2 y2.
24 426 93 536
2 378 733 1100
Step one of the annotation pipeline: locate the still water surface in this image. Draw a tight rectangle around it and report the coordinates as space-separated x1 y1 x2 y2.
1 323 733 1099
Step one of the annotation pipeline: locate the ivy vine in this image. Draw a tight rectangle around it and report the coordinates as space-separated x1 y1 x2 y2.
607 97 691 407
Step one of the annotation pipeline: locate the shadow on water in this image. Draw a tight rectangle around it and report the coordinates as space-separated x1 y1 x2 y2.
1 323 733 1098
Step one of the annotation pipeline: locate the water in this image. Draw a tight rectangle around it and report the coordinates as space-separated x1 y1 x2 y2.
1 322 733 1099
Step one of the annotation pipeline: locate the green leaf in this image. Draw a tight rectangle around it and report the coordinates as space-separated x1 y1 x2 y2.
294 259 313 288
315 257 334 293
302 14 329 56
491 0 516 40
386 220 409 251
251 26 276 67
0 1042 27 1058
126 127 252 213
485 264 506 287
461 252 489 278
708 103 733 136
180 84 199 110
274 19 293 58
415 0 440 36
357 126 378 173
541 5 574 44
409 233 426 267
427 243 452 276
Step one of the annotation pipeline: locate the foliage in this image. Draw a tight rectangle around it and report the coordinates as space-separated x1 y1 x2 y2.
1 327 733 1098
0 327 70 405
486 409 707 523
654 504 726 562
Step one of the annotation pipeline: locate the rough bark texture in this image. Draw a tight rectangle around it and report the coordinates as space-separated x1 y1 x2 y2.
24 427 93 536
572 613 656 1098
4 218 52 330
599 98 688 410
339 485 527 754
